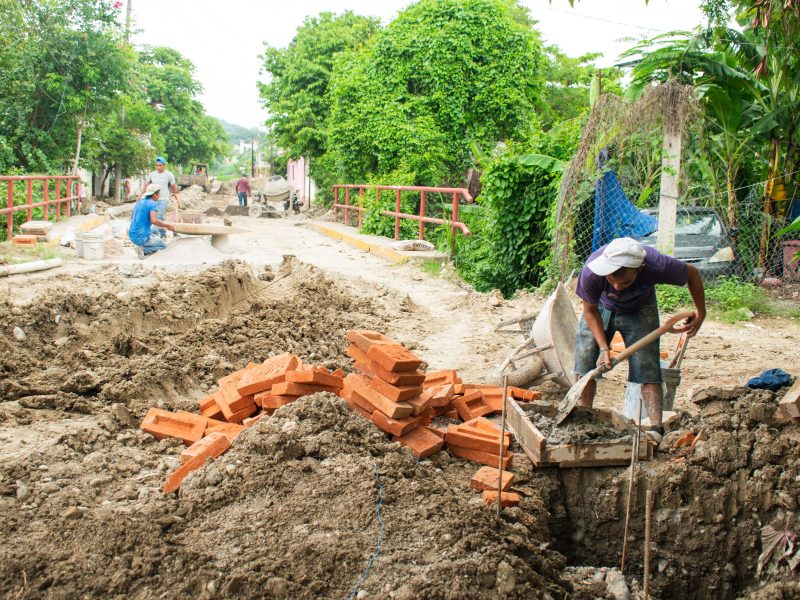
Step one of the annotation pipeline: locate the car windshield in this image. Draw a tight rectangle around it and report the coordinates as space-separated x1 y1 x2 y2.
643 211 723 237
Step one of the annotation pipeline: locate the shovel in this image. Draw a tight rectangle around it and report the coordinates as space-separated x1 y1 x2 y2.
554 311 695 425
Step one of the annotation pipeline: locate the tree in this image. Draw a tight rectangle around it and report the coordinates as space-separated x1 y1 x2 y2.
258 12 381 161
138 47 229 166
323 0 545 195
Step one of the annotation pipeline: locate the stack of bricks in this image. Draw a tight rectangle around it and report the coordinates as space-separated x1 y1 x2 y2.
141 352 344 493
470 465 521 508
341 330 443 459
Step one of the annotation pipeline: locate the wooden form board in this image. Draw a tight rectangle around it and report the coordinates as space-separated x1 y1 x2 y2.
504 398 652 468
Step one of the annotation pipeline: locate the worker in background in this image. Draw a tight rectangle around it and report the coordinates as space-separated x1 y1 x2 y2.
236 172 250 207
146 157 179 240
129 184 175 259
573 237 706 442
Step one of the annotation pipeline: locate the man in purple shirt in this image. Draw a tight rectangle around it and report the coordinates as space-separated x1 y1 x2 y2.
235 173 250 207
574 237 706 440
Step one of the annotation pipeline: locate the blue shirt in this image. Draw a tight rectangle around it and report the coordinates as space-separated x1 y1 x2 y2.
576 245 688 313
129 197 158 245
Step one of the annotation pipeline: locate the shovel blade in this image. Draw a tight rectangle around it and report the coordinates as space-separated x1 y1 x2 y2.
555 369 599 425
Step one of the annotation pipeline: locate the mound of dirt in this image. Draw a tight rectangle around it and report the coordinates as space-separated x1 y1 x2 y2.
179 184 207 208
144 237 225 266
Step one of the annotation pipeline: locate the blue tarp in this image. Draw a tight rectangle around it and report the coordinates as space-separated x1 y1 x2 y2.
592 170 657 252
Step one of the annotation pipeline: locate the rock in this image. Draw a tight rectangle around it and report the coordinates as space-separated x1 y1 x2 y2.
605 569 630 600
761 277 782 287
110 403 137 427
206 581 217 595
356 591 369 599
13 327 26 341
16 482 30 501
495 560 516 594
281 420 297 434
63 506 82 520
54 337 70 347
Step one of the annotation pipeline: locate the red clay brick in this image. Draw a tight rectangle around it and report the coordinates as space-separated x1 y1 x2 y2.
470 466 514 492
217 368 257 421
242 414 267 428
199 392 223 420
236 353 300 395
419 406 433 427
271 381 339 397
427 384 455 407
454 384 466 395
448 444 513 469
369 376 423 402
508 386 541 401
425 426 446 439
423 370 461 388
205 420 245 438
482 490 520 508
141 408 207 445
444 409 459 420
431 404 453 418
392 427 443 459
406 395 432 416
332 368 345 378
460 418 512 442
452 389 493 421
164 433 233 494
673 431 696 449
346 400 372 420
226 403 257 423
179 431 232 465
445 424 510 455
346 330 396 352
347 374 413 419
285 369 343 389
257 394 299 410
371 410 420 437
366 343 422 373
346 344 371 365
12 234 38 246
362 360 426 386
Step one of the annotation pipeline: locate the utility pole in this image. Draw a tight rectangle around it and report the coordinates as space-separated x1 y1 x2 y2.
114 0 133 205
250 140 255 177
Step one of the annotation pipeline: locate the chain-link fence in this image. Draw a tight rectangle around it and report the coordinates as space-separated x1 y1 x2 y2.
551 84 800 284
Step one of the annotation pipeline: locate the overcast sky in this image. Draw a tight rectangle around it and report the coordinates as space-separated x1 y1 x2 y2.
127 0 707 128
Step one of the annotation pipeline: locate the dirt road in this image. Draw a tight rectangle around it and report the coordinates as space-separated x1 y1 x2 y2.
1 209 799 598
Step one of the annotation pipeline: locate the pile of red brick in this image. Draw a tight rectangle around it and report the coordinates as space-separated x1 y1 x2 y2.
140 329 540 506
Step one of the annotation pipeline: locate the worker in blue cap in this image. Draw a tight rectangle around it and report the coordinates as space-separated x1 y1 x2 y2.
146 157 179 240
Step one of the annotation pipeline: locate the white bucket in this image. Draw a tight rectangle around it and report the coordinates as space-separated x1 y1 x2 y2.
83 239 104 260
75 235 85 258
622 361 682 420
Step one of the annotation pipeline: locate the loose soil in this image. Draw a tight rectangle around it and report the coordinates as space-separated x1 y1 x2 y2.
1 210 799 599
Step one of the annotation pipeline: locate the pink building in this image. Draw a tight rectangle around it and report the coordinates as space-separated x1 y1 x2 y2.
286 157 316 204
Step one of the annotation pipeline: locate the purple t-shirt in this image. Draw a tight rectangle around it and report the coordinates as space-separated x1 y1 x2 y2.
576 245 688 313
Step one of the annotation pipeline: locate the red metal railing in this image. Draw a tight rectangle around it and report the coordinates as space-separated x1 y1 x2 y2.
0 175 81 239
331 184 473 240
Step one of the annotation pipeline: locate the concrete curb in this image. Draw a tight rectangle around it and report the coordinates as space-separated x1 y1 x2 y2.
310 221 449 264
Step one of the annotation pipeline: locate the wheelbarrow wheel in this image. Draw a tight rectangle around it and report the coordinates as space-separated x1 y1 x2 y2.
248 204 263 219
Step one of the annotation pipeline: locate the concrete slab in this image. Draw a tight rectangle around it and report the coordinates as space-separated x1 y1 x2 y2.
310 221 449 264
47 214 106 246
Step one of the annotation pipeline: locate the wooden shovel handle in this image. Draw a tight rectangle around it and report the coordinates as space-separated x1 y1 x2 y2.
610 311 695 368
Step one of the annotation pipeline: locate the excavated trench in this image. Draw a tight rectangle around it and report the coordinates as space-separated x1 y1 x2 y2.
1 259 798 598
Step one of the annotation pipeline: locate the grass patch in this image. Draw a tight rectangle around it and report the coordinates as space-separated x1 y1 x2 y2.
1 241 60 265
656 276 785 323
420 260 442 277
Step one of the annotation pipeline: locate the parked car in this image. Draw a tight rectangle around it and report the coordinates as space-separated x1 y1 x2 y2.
635 206 745 280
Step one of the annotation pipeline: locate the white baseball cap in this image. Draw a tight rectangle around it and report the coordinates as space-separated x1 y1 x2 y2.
144 183 161 196
587 237 646 276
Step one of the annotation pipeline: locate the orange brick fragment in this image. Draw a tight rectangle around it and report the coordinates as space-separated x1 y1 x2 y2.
508 386 541 401
346 344 371 365
371 410 420 437
779 380 800 419
470 466 514 492
444 409 459 420
141 408 207 445
369 376 422 402
255 393 299 410
165 434 231 494
366 344 422 373
452 389 493 421
423 370 461 388
285 369 343 389
393 427 443 459
673 431 695 449
427 384 455 407
205 419 245 439
346 330 395 352
482 490 520 508
448 444 513 469
217 368 256 421
406 395 432 416
425 426 446 439
242 413 267 427
271 381 339 397
179 431 232 465
199 392 223 419
236 353 300 395
445 424 509 455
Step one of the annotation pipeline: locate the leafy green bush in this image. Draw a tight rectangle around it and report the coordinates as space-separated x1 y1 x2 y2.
657 276 774 322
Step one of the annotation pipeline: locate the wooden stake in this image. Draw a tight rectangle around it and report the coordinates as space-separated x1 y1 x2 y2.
497 374 509 522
